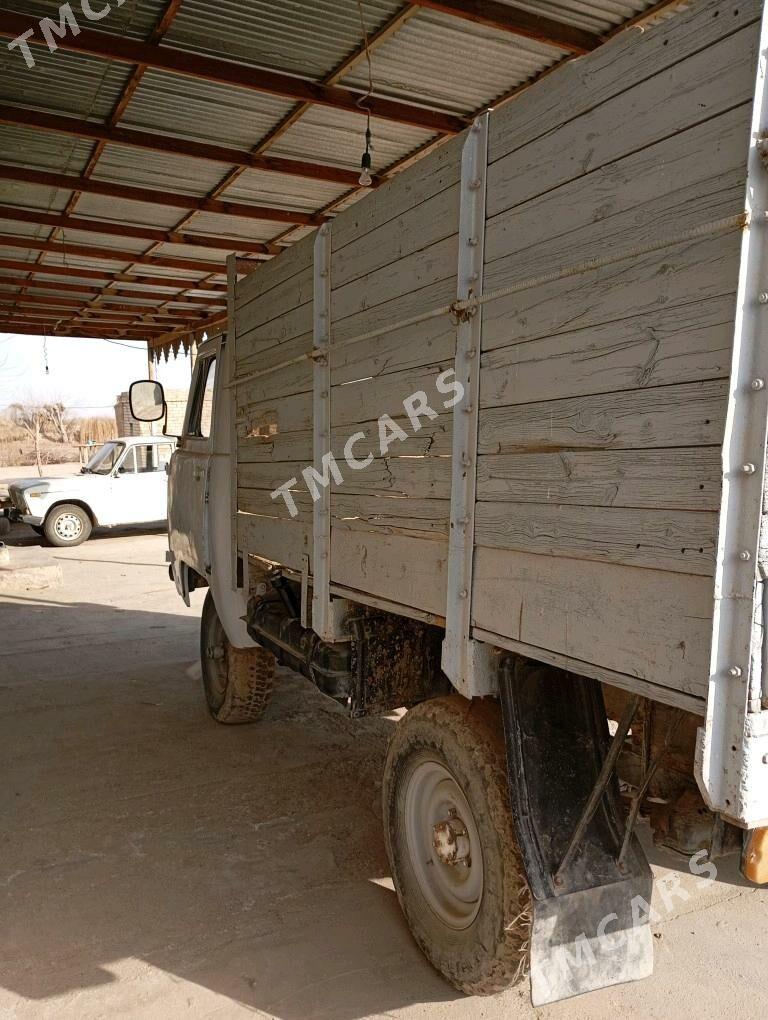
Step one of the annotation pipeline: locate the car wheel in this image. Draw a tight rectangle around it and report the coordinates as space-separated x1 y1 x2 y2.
43 504 92 547
383 696 531 995
200 590 276 724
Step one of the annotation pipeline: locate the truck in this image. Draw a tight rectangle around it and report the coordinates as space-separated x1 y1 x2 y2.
130 0 768 1004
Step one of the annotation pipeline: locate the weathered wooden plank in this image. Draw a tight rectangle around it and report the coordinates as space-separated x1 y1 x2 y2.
476 448 722 511
481 295 735 407
239 359 458 436
236 329 313 382
331 316 457 387
331 530 449 618
236 357 313 409
331 233 457 325
474 502 717 575
485 106 750 268
488 27 756 221
478 380 727 455
487 175 744 307
332 182 460 292
487 0 760 168
482 232 741 351
235 232 314 314
238 488 450 535
236 278 313 361
472 547 713 697
237 415 453 465
239 455 452 499
332 132 464 253
237 511 310 573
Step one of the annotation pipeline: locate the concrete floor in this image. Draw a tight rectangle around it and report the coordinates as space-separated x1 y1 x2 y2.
0 526 766 1019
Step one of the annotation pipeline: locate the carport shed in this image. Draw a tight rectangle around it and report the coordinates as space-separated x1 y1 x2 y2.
0 0 686 362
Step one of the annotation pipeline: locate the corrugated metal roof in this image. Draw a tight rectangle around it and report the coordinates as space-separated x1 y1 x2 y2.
0 126 94 175
0 181 71 213
343 7 566 115
122 69 297 149
164 0 404 79
268 108 436 175
224 169 347 214
91 144 227 195
0 0 691 346
504 0 648 33
0 47 133 119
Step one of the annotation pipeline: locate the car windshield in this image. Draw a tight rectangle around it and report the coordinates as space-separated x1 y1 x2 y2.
84 442 125 476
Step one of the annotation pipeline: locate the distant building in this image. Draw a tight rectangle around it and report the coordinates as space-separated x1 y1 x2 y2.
114 390 210 438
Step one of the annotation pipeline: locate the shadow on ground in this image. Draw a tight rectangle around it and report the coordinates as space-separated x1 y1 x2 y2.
0 584 461 1018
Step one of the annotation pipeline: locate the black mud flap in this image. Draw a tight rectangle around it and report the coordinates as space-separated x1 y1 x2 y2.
500 658 654 1006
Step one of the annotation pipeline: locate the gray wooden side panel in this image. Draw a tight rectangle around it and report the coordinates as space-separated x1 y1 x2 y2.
487 0 760 169
487 25 756 221
471 547 713 698
474 503 716 576
476 449 722 511
481 296 734 409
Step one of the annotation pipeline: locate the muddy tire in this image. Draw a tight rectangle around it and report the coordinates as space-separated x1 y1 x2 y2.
43 504 92 547
383 695 531 995
200 590 275 724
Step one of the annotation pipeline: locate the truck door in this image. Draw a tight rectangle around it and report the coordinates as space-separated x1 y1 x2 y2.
168 345 218 583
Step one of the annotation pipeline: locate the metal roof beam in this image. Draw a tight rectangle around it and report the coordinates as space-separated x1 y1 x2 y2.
409 0 600 53
0 275 225 307
0 205 280 255
0 322 155 339
0 106 371 187
0 165 325 227
0 258 226 291
0 13 467 134
0 234 231 274
0 294 210 319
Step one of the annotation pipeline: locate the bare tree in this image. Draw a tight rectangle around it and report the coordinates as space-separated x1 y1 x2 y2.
43 401 71 444
8 403 48 476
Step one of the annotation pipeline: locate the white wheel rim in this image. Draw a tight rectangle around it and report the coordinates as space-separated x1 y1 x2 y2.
403 759 483 930
54 512 83 541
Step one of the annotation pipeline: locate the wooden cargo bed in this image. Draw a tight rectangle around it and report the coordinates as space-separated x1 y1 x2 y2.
234 0 763 714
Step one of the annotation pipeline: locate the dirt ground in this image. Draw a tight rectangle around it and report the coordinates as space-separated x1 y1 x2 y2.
0 525 766 1019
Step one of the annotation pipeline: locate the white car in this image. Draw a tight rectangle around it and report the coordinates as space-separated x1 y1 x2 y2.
4 436 176 547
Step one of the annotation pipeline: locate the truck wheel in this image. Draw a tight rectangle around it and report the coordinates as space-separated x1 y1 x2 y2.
200 590 275 724
383 696 531 995
43 504 92 547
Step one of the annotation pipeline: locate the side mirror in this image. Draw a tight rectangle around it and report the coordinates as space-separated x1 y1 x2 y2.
130 380 166 423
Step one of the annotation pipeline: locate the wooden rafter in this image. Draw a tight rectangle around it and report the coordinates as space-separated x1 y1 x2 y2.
0 259 225 292
0 234 230 274
0 106 373 187
409 0 600 53
0 12 467 134
0 165 326 226
0 205 280 255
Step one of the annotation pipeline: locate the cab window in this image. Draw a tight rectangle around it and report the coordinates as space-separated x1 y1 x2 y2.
187 357 216 439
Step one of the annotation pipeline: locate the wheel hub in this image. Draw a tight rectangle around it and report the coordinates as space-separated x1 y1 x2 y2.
404 759 483 929
54 513 83 541
432 811 471 866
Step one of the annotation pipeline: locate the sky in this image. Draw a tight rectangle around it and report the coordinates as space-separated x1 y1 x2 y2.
0 332 195 417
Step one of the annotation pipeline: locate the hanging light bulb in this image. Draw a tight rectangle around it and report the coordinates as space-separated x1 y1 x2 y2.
359 123 373 187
